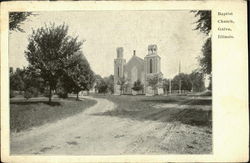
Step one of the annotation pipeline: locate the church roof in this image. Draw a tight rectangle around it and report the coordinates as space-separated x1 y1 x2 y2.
127 55 144 65
124 55 144 71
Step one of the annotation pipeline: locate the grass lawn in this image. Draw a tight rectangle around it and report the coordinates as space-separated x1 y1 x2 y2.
92 94 212 128
10 96 97 133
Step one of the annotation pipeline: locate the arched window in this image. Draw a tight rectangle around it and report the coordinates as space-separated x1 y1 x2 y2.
118 67 120 77
150 59 153 73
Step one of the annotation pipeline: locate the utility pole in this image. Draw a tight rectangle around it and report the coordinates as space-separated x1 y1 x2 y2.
179 79 182 94
169 79 171 95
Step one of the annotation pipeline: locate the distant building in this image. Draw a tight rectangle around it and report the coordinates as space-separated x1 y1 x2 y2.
114 45 164 95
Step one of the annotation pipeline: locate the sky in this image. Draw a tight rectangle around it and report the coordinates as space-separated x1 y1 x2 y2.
9 11 205 78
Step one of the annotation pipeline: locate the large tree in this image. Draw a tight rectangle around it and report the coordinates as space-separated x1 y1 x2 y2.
10 68 25 92
103 75 114 94
189 70 205 92
25 23 83 102
192 10 212 89
9 67 44 98
9 12 33 32
162 78 170 93
172 73 192 91
64 52 95 100
199 37 211 74
192 10 211 35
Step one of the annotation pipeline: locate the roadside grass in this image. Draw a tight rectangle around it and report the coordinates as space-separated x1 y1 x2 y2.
92 94 212 128
10 96 97 133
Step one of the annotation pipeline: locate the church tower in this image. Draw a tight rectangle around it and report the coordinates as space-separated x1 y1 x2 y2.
114 47 126 95
144 44 164 95
144 44 161 75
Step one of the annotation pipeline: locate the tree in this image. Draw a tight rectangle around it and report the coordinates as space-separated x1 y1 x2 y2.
117 77 127 94
192 10 211 35
25 23 83 102
172 73 192 91
10 67 25 98
189 70 205 92
10 68 25 92
94 74 103 93
24 87 39 100
9 67 44 98
199 38 211 74
56 77 70 98
146 74 160 94
94 75 114 94
23 67 45 94
132 80 143 92
192 10 212 89
104 75 114 94
64 52 95 100
9 12 33 32
162 78 170 93
96 79 108 94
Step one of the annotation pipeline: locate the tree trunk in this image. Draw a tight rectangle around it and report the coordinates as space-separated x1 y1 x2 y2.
76 91 79 100
49 85 52 103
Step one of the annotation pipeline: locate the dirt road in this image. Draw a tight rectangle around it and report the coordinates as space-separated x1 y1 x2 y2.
11 96 211 154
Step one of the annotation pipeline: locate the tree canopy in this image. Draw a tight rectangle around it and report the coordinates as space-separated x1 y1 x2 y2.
192 10 212 89
9 12 33 32
189 70 205 92
146 74 160 90
95 75 114 94
199 38 211 74
25 23 83 102
172 73 192 91
192 10 211 35
63 52 95 99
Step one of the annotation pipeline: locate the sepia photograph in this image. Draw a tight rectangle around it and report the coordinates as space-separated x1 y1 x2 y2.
1 0 249 162
8 10 213 155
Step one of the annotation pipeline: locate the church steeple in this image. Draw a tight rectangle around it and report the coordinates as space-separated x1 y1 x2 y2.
144 44 161 74
179 61 181 74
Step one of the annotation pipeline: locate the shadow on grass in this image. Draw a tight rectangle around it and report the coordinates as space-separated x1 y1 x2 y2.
91 108 212 128
10 101 61 106
141 99 211 106
180 99 212 105
140 99 180 103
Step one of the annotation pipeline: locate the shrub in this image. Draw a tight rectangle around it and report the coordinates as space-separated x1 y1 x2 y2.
57 87 68 98
24 87 39 100
132 80 143 91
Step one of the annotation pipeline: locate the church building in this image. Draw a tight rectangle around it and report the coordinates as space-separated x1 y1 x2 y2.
114 44 164 95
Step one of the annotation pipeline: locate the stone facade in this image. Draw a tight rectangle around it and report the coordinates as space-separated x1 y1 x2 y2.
114 45 164 95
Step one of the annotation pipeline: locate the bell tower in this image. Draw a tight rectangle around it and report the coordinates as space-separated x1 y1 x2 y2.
114 47 126 94
144 44 164 95
144 44 161 75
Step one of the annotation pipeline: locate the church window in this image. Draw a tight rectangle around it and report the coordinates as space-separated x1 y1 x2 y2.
150 59 153 73
118 67 120 77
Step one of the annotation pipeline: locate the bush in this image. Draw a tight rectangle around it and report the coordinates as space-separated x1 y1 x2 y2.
24 87 39 100
132 80 143 91
57 87 68 98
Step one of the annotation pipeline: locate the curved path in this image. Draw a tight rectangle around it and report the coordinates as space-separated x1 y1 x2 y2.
11 96 211 154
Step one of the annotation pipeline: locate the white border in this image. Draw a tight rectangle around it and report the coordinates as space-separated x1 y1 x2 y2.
1 1 248 162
